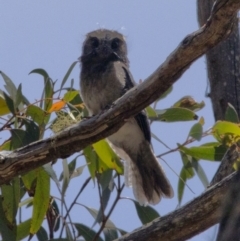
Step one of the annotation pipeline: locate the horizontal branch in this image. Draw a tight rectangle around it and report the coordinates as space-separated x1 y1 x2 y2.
116 171 237 241
0 0 239 185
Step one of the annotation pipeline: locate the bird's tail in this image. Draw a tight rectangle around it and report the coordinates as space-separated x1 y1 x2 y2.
125 140 173 206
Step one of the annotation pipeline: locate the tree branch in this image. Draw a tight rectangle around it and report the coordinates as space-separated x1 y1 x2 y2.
0 0 239 187
115 171 237 241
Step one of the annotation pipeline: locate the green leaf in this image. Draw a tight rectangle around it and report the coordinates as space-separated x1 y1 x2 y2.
0 196 16 241
0 90 11 116
23 119 40 143
74 223 104 241
22 169 37 193
179 144 227 161
178 167 187 204
153 107 198 122
93 140 123 174
36 226 48 241
62 159 70 196
30 167 50 234
43 163 60 186
104 228 118 241
26 105 46 125
59 156 78 181
133 200 160 224
173 96 205 111
1 177 20 228
52 200 60 232
180 151 194 178
63 90 79 102
83 146 109 178
192 159 209 188
17 219 31 241
188 123 203 141
10 129 27 149
15 83 23 108
65 223 74 241
225 103 239 123
0 71 18 100
212 121 240 144
0 139 11 151
60 61 78 89
145 106 157 118
10 120 40 150
29 68 53 119
3 91 15 115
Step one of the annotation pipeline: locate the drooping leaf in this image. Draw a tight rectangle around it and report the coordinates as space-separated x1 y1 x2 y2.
30 168 50 234
0 90 10 116
3 91 15 115
180 151 195 179
62 159 70 196
63 90 79 102
1 177 20 229
36 226 48 241
104 228 118 241
0 140 11 151
145 106 157 118
0 196 16 241
0 71 18 100
83 145 109 178
10 129 27 149
179 143 227 161
153 107 198 122
22 169 38 195
65 223 74 241
29 68 53 122
178 166 188 204
60 61 78 89
192 159 209 188
225 103 239 123
74 223 104 241
23 119 40 143
188 122 203 141
16 219 31 241
26 105 45 125
43 163 60 186
15 83 24 109
133 200 160 224
93 140 123 174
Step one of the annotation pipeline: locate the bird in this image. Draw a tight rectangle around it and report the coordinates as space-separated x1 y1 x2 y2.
79 29 173 205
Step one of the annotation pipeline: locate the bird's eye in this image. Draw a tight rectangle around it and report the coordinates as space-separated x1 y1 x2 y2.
111 38 121 50
90 37 99 48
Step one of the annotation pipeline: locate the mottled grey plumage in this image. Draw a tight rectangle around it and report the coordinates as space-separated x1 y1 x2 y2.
79 29 173 205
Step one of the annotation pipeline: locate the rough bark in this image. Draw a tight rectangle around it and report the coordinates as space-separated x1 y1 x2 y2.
198 1 240 240
198 0 240 120
216 169 240 241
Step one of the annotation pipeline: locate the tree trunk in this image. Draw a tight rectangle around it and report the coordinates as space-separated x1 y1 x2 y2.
198 0 240 120
198 0 240 239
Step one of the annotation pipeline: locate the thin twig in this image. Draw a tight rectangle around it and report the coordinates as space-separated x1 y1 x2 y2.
59 176 91 238
93 175 125 241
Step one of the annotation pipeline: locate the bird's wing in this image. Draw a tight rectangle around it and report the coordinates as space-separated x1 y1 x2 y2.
122 66 151 143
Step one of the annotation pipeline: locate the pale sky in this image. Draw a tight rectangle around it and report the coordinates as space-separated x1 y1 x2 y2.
0 1 219 241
